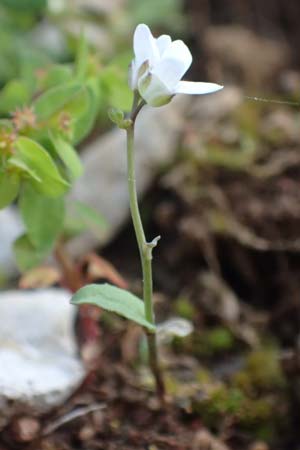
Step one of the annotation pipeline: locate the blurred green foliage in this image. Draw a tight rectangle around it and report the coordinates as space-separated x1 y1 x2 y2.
0 26 109 270
0 0 187 271
128 0 185 32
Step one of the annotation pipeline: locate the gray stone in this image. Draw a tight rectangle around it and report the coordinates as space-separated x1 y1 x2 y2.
0 289 85 423
0 208 23 278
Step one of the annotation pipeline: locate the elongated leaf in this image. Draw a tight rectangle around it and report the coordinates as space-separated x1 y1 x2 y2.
20 183 64 249
0 79 30 114
72 200 107 234
33 83 82 120
51 134 83 180
71 283 155 331
60 86 89 120
14 234 49 271
0 171 20 209
73 79 99 143
75 33 89 81
8 157 42 183
2 0 46 11
40 65 73 90
14 137 69 197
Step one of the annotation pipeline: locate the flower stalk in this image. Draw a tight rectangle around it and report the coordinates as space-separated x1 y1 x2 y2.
126 94 165 403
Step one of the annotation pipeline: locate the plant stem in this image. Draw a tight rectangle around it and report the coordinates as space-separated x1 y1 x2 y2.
126 97 165 404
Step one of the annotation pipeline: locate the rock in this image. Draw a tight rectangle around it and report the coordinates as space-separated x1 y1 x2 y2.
0 289 85 426
188 86 243 122
72 0 126 15
192 429 230 450
0 208 23 278
10 416 41 443
157 317 194 344
205 25 290 86
69 96 189 257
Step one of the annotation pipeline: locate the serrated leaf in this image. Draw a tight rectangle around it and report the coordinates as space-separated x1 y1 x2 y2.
51 134 83 180
0 171 20 209
20 183 65 249
14 234 49 271
14 137 69 197
71 283 155 331
33 83 83 121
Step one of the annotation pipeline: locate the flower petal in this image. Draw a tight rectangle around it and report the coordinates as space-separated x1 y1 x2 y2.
138 72 173 107
156 34 172 56
152 40 192 90
175 81 223 95
133 24 159 69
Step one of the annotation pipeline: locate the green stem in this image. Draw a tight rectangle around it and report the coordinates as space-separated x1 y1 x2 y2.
126 125 154 324
126 97 165 403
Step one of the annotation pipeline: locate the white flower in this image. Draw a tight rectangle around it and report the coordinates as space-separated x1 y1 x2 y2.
129 24 223 107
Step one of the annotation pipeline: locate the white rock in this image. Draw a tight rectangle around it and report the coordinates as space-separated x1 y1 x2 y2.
0 208 23 277
0 289 85 422
157 317 194 344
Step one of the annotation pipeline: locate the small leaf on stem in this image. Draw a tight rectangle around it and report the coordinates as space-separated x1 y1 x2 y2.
71 283 155 331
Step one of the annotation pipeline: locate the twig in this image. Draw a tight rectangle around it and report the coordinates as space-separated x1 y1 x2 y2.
43 403 106 436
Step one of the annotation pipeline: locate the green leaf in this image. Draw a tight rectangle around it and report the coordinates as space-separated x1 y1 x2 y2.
75 33 89 81
14 137 69 197
72 79 99 143
71 283 155 331
72 200 107 234
8 157 42 183
33 83 83 121
0 79 30 114
108 107 124 126
19 183 65 249
100 66 132 111
51 134 83 180
40 65 73 90
60 86 90 120
0 171 20 209
2 0 47 11
14 234 48 271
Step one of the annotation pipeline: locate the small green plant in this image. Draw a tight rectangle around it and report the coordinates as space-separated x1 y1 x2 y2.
0 34 107 271
71 24 223 403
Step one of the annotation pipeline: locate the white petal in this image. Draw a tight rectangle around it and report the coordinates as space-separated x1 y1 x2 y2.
156 34 172 56
152 40 192 90
138 72 173 107
129 60 136 90
175 81 224 95
133 24 159 69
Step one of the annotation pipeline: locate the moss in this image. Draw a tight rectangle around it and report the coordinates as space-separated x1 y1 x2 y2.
232 102 262 137
191 384 245 428
190 327 236 358
174 297 196 321
233 348 285 393
205 327 235 353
